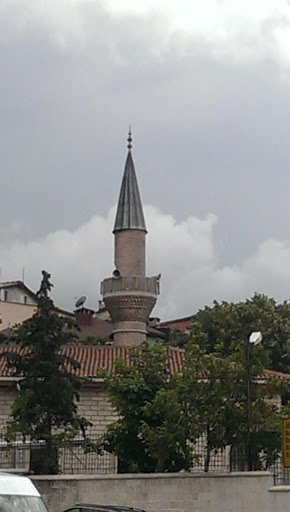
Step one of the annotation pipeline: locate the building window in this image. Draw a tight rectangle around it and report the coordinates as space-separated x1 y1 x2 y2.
4 290 8 301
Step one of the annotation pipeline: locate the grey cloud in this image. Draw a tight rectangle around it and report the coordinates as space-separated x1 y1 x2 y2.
0 206 289 320
0 1 289 314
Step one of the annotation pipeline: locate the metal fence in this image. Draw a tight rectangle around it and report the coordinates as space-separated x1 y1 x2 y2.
0 430 288 484
0 432 117 474
0 431 234 475
272 456 290 485
189 437 286 484
191 434 230 472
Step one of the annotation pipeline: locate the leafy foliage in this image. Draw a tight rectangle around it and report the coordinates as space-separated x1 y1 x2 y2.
182 341 284 470
2 271 91 474
103 294 290 473
78 334 111 345
167 328 191 348
102 340 194 472
180 294 290 470
188 294 290 374
103 335 286 473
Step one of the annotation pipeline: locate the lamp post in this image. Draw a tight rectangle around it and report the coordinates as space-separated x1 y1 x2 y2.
246 331 263 471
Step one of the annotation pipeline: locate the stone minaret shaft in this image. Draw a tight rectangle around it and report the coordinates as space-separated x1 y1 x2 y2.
101 131 160 346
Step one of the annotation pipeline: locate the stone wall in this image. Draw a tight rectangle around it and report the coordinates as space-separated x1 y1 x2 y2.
0 384 117 473
31 471 284 512
0 384 116 435
77 386 117 433
0 386 17 429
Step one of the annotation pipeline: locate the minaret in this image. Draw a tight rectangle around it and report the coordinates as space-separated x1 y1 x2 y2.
101 131 160 346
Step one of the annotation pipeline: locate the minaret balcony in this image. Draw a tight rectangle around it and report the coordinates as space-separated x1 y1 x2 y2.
101 275 160 297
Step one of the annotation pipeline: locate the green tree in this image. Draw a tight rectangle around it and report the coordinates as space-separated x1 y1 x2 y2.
79 334 111 345
188 294 290 375
182 340 284 471
102 338 285 473
3 271 91 474
102 340 195 472
182 295 290 467
167 328 191 348
181 343 238 471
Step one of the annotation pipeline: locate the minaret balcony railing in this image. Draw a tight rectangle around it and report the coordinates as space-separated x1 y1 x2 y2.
101 276 160 297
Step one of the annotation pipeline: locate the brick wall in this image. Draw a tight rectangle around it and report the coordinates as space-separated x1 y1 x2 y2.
114 230 146 276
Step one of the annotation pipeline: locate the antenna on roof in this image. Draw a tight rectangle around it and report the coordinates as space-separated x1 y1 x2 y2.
22 267 25 283
75 296 87 309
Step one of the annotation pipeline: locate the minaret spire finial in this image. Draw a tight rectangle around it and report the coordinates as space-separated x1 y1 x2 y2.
127 126 132 150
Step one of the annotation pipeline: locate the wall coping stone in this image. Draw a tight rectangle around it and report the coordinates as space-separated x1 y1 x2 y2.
269 485 290 492
31 471 271 482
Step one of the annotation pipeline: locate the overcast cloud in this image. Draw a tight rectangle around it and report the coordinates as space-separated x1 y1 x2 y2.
0 0 290 319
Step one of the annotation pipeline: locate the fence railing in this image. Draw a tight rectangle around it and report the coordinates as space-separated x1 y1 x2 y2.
272 456 290 485
0 430 287 484
190 435 230 472
0 432 117 475
189 437 286 484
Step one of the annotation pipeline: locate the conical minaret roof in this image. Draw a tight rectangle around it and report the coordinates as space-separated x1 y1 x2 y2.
113 131 147 233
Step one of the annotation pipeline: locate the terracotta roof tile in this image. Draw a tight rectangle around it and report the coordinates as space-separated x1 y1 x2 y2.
0 345 184 379
168 346 185 373
264 368 290 380
0 344 288 381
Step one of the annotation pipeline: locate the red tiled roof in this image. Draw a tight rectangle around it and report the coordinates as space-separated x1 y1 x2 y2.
264 368 290 380
0 344 185 379
0 344 288 381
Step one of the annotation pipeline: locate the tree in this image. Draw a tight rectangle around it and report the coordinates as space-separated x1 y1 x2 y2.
181 343 238 471
188 294 290 375
3 271 91 474
103 337 285 473
167 328 191 348
102 340 195 473
182 340 284 471
79 334 111 345
173 295 290 469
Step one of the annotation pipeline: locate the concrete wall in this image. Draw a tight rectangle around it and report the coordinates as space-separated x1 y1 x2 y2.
31 471 287 512
0 301 36 331
0 285 36 305
269 485 290 510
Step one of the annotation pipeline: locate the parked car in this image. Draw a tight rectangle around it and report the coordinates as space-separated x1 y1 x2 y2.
62 505 146 512
0 471 48 512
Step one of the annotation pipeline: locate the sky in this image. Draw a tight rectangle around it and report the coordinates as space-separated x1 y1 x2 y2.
0 0 290 319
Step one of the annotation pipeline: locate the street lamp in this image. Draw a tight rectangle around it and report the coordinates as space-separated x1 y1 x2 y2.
246 331 262 471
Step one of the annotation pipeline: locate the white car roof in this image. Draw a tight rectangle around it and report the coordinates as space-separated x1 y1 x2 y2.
0 473 40 496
